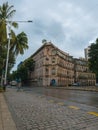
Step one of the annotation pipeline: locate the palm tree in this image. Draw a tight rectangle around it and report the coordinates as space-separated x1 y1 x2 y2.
0 2 18 44
10 31 28 56
0 2 29 78
0 2 18 79
0 2 29 55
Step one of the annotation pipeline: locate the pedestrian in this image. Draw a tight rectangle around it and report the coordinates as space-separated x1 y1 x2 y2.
17 78 22 91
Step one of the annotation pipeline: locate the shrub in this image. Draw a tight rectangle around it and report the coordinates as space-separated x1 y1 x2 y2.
0 86 4 92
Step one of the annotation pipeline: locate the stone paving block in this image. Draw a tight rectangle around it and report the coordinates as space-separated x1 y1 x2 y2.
4 88 98 130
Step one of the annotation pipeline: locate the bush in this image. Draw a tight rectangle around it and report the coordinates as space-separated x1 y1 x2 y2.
0 86 4 92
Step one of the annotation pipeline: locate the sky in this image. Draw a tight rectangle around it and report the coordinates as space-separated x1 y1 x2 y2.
1 0 98 71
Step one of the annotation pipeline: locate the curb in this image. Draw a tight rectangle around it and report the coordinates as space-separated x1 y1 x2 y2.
47 86 98 92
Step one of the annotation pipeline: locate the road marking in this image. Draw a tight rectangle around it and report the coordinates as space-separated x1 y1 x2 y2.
88 112 98 117
68 106 80 110
57 102 64 106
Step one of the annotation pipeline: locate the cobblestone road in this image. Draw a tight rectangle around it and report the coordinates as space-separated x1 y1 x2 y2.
4 87 98 130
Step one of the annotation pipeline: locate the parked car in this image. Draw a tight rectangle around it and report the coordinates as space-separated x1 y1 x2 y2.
95 83 98 87
72 83 79 86
10 81 17 86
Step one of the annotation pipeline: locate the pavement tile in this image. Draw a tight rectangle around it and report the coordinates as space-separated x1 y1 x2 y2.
0 93 17 130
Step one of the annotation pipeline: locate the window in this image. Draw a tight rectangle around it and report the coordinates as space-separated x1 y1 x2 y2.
51 68 56 75
46 68 49 72
46 57 49 60
52 57 55 63
45 68 49 75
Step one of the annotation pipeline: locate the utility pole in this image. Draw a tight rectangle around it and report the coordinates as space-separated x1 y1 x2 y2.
4 20 33 86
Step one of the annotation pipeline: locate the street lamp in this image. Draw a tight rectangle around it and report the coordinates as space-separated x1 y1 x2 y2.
4 20 33 85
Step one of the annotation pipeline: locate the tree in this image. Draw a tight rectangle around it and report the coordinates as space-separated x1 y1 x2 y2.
0 2 18 77
0 2 28 80
17 64 28 83
0 2 18 44
10 32 28 56
88 38 98 81
24 57 35 71
11 57 35 84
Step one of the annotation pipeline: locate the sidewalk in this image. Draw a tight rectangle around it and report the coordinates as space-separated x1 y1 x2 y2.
0 93 17 130
49 86 98 92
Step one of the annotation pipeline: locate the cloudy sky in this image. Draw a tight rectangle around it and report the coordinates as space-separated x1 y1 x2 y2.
1 0 98 70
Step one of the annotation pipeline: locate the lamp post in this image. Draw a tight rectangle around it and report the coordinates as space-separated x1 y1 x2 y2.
4 20 33 86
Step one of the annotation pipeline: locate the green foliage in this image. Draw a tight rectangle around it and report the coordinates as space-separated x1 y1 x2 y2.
0 2 17 78
0 2 16 44
11 32 28 56
24 57 35 71
17 57 35 81
17 64 28 81
0 20 7 43
0 2 16 19
0 86 4 92
10 71 17 80
0 2 29 82
88 38 98 78
10 57 35 83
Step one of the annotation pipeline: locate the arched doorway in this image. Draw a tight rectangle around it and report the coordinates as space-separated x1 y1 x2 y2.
50 79 56 86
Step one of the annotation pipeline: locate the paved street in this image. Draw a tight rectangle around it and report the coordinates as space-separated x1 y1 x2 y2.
4 87 98 130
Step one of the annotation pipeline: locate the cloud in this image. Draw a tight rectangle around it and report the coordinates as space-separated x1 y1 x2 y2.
1 0 98 70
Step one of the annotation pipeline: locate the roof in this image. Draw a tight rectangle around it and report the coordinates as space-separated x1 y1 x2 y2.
30 41 71 58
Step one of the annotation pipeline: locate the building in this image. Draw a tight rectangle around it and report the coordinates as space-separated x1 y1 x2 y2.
74 58 96 86
29 41 74 86
84 46 90 60
28 41 96 87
